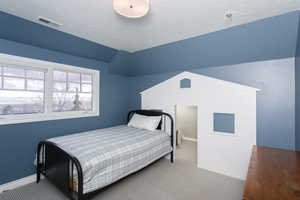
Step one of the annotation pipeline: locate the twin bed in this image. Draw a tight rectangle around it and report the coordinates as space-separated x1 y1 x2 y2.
36 110 174 200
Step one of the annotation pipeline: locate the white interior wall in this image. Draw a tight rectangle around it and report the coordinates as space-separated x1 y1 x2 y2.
141 72 258 180
176 105 198 140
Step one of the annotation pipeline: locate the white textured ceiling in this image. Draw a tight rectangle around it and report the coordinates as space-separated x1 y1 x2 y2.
1 0 300 52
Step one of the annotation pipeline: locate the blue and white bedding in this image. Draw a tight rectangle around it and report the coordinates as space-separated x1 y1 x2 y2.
45 125 172 193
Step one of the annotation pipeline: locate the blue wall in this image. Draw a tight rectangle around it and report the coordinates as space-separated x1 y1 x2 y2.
110 11 299 76
0 11 117 63
121 11 298 150
0 39 130 184
295 12 300 151
109 50 133 75
128 58 296 150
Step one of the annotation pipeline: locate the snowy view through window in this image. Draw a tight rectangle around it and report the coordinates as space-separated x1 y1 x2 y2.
0 67 44 115
0 67 93 115
53 70 92 112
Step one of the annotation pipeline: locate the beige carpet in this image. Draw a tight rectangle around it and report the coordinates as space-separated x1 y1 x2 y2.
0 140 244 200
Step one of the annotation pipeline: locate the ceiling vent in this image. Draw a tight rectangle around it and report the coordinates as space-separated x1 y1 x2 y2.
38 16 62 27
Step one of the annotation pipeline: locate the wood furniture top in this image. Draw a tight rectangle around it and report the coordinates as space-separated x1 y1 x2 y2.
243 146 300 200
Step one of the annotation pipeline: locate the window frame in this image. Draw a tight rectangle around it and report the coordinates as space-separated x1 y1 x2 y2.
52 69 93 112
0 53 100 125
211 112 238 137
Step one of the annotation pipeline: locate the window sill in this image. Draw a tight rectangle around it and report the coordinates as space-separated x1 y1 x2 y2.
211 131 237 137
0 111 99 125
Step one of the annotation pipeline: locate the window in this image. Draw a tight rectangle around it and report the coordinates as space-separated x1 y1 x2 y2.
0 66 45 115
213 113 235 135
0 54 100 125
53 71 92 112
180 78 191 88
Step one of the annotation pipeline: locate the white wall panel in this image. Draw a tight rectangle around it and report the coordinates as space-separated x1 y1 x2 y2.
141 72 258 180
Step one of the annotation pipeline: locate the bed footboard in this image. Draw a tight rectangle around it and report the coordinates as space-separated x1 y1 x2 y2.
37 141 84 200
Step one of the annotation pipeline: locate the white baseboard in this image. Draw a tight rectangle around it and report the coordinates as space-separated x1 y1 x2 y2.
182 136 197 142
0 174 38 193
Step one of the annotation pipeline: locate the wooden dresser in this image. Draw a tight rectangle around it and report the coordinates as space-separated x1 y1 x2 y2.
243 146 300 200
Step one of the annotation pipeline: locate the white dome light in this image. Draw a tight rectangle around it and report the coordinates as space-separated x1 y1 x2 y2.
113 0 150 18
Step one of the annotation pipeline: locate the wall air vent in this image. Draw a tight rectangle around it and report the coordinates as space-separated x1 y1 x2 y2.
38 16 62 27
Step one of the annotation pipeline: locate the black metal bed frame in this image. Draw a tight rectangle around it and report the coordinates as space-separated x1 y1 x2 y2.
36 110 174 200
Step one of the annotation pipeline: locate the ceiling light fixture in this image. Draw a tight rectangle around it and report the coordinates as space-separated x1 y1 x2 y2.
113 0 150 18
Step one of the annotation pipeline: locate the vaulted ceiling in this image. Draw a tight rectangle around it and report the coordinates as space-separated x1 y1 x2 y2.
1 0 300 52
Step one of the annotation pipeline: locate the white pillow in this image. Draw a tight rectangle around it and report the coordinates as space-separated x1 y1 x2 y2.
128 113 161 131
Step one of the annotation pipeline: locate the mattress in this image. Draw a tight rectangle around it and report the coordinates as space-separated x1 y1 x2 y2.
45 125 172 193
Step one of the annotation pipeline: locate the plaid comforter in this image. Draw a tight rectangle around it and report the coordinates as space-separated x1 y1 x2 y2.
46 125 172 193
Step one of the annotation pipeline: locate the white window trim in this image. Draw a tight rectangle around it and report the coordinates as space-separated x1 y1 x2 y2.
0 53 100 125
210 112 238 137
